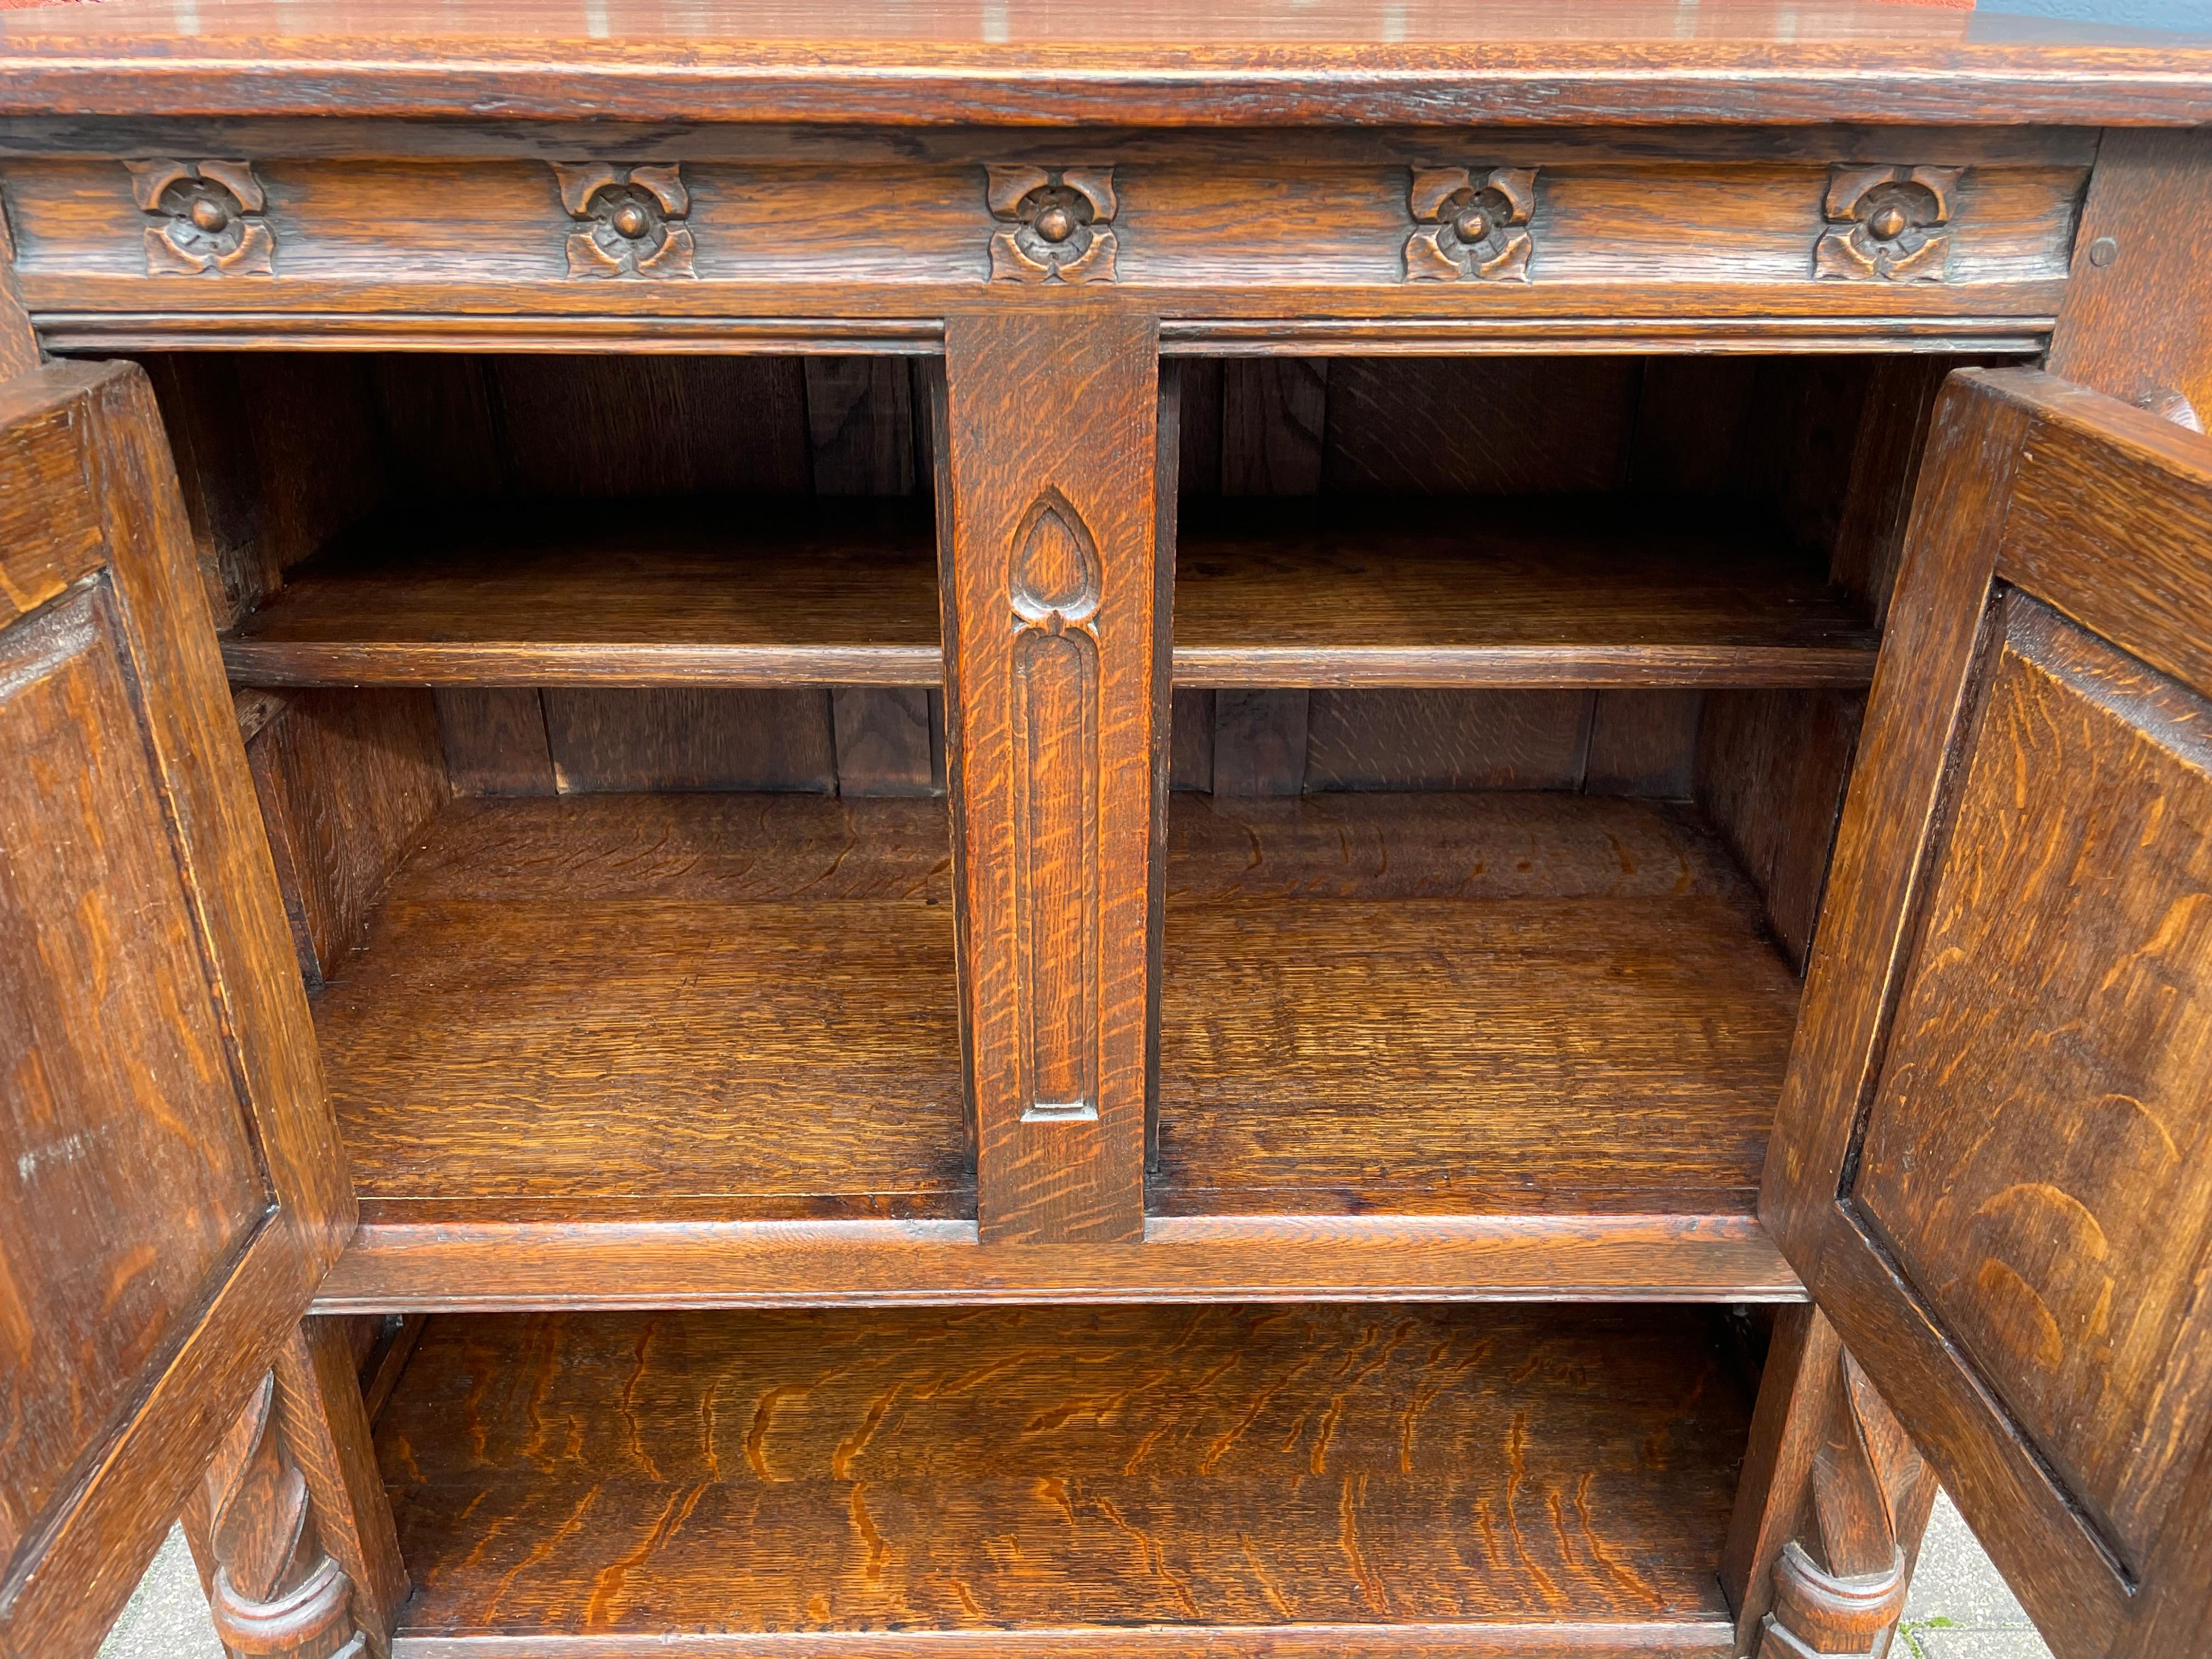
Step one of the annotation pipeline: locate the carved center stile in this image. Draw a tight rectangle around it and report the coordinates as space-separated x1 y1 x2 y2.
1008 488 1104 1125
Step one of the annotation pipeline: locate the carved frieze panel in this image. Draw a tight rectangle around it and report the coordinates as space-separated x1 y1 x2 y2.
986 166 1118 284
1405 166 1537 282
1815 165 1963 282
552 162 696 279
127 160 273 276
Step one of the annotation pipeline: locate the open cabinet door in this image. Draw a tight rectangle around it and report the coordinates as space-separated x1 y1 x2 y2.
1767 366 2212 1659
0 361 353 1658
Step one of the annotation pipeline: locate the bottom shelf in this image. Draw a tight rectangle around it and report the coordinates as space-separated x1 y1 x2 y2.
379 1303 1752 1654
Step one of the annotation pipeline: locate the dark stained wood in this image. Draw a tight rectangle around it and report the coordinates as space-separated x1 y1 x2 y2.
1304 690 1593 792
320 1212 1804 1313
1323 358 1637 495
1157 792 1797 1217
1220 358 1327 497
1694 689 1864 973
434 687 555 797
241 688 449 984
0 206 33 382
940 309 1163 1245
0 360 350 1659
540 686 837 793
1168 685 1216 791
1174 500 1881 689
312 793 966 1222
356 1314 429 1425
806 355 918 498
376 1304 1750 1645
832 686 943 798
489 356 811 499
1211 688 1308 797
222 500 943 688
1585 690 1701 798
1765 368 2212 1659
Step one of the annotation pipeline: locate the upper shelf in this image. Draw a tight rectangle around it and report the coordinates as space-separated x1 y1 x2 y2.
0 0 2205 123
223 495 1878 691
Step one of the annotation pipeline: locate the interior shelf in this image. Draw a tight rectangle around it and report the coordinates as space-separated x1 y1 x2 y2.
313 792 968 1222
377 1302 1749 1650
223 496 1876 691
221 499 944 687
1173 499 1878 687
1156 793 1800 1218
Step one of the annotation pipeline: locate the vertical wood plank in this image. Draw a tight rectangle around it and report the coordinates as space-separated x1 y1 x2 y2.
1221 359 1327 496
940 309 1162 1245
806 356 917 498
540 686 836 793
832 686 940 797
436 687 556 796
0 208 35 382
1304 689 1592 792
1212 688 1308 796
1169 686 1216 791
1324 358 1639 494
1175 359 1224 499
1585 689 1702 798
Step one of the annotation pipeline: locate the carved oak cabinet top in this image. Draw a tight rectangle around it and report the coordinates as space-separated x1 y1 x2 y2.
0 0 2208 123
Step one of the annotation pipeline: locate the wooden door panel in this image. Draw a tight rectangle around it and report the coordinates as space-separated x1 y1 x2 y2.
0 360 350 1659
1769 368 2212 1659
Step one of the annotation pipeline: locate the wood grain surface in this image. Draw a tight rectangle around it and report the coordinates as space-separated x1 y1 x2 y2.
1158 793 1796 1216
224 500 943 687
220 494 1874 692
0 3 2204 127
311 794 967 1222
0 360 352 1659
375 1303 1751 1643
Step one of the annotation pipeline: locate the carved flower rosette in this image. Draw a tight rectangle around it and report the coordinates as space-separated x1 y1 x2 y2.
1406 167 1536 283
986 166 1118 284
554 162 697 280
1815 165 1963 283
127 160 274 276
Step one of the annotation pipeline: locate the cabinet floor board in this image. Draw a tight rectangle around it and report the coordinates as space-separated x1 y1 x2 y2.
1158 794 1798 1217
314 793 968 1221
377 1304 1748 1649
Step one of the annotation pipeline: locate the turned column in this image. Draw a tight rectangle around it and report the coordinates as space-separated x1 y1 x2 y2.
1723 1307 1942 1659
182 1319 408 1659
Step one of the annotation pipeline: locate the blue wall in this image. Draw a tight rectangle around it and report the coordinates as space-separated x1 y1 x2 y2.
1979 0 2210 30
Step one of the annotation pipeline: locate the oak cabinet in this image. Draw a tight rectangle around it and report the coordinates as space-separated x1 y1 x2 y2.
3 4 2212 1658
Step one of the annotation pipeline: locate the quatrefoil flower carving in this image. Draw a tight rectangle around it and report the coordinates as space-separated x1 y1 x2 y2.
552 163 696 280
1815 166 1963 283
986 166 1118 284
1406 167 1537 283
127 160 274 276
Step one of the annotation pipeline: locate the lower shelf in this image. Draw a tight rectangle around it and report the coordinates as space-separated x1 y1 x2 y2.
379 1303 1751 1655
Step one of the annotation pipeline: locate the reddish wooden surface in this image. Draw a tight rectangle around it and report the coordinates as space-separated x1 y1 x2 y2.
0 0 2205 123
1767 368 2212 1659
375 1304 1751 1646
